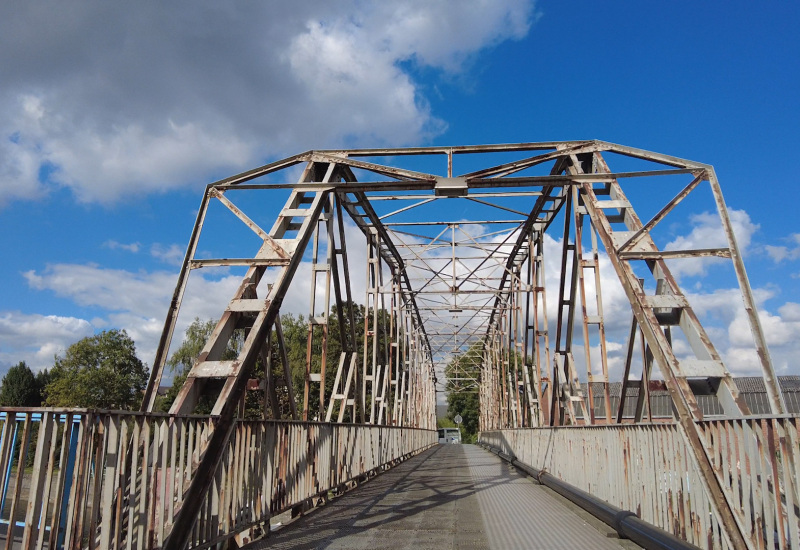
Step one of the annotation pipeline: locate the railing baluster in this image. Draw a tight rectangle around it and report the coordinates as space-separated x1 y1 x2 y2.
480 416 800 550
0 407 435 549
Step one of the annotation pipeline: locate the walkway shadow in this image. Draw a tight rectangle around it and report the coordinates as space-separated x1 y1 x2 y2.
245 444 528 549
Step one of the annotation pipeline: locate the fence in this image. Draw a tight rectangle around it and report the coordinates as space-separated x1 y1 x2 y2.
480 416 800 550
0 409 436 549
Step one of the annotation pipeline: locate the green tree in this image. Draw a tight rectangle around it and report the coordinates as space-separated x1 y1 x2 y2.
437 416 457 429
0 361 43 407
45 330 149 410
159 304 389 421
260 313 307 419
35 368 52 397
446 391 480 442
445 343 483 443
166 319 229 377
299 302 372 421
274 312 309 412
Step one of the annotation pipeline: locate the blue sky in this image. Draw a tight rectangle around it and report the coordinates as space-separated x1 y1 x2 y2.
1 1 799 380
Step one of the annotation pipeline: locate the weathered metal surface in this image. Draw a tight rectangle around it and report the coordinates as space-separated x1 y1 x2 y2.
707 174 787 415
481 416 800 550
247 444 629 550
128 140 787 547
0 409 434 549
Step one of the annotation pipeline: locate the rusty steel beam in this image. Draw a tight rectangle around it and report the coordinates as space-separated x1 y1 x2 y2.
131 141 783 548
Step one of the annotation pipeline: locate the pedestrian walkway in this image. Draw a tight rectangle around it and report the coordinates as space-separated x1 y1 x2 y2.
245 444 635 550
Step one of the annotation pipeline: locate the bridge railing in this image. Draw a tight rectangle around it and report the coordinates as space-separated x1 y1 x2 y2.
480 416 800 550
0 408 436 549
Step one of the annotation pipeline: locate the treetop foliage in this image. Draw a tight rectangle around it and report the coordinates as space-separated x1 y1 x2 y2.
45 329 149 410
444 341 483 443
0 361 48 407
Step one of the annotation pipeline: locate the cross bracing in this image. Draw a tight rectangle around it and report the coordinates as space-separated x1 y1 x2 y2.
129 140 789 548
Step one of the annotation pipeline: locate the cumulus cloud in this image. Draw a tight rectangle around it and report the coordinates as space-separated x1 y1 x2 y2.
727 306 800 376
527 216 798 382
664 209 758 278
0 312 93 372
0 0 535 204
15 217 371 372
150 243 184 266
778 302 800 322
22 263 243 367
764 233 800 263
24 264 177 318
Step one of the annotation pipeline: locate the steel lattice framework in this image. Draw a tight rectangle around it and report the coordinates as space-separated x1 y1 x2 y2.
140 141 786 548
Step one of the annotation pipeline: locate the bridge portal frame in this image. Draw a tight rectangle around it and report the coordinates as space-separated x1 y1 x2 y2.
134 141 785 549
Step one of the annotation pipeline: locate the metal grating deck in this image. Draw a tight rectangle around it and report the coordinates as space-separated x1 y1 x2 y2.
245 444 631 550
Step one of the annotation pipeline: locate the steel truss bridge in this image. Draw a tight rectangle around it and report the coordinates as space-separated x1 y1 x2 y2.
0 141 797 549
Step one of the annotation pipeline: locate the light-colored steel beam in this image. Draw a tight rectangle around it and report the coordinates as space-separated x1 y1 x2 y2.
145 141 778 549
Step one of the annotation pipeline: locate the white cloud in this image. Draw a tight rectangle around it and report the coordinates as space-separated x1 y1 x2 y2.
104 240 141 253
725 306 800 375
0 0 536 204
664 209 758 278
24 264 177 319
778 302 800 322
765 245 790 262
0 312 93 372
0 126 44 205
678 286 800 376
764 233 800 263
17 219 371 372
150 243 184 266
22 263 243 367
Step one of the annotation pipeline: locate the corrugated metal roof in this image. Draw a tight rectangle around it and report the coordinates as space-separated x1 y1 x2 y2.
586 376 800 397
586 381 671 398
572 376 800 419
733 375 800 393
779 375 800 391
